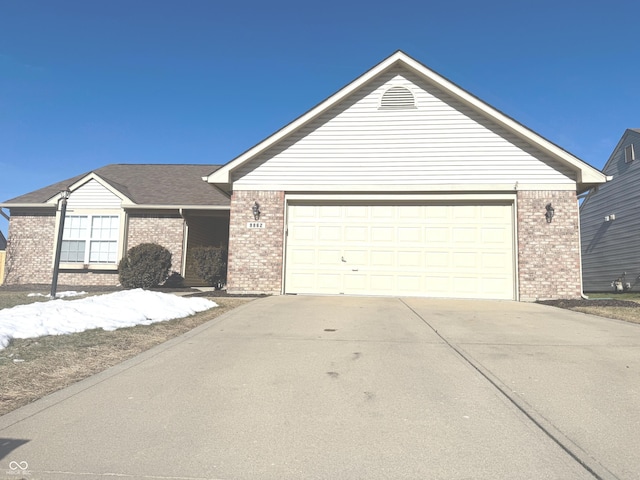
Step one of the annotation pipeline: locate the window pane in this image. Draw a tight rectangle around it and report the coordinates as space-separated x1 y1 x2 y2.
89 241 117 263
63 216 88 240
61 240 86 263
91 216 119 240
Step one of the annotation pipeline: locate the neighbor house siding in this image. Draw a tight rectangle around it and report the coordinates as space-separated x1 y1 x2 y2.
127 214 185 275
581 130 640 292
517 190 581 300
233 66 575 190
4 211 56 285
227 190 284 294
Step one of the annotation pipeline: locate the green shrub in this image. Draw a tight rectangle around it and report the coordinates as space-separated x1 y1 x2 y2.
191 246 227 288
118 243 172 289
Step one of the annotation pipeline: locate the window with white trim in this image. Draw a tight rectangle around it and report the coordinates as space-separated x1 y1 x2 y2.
61 215 119 264
625 144 635 164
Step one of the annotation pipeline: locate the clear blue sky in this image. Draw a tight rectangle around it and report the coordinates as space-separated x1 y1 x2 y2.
1 0 638 236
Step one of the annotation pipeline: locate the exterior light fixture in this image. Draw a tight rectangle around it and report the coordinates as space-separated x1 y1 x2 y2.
252 201 261 221
545 203 554 223
50 189 71 298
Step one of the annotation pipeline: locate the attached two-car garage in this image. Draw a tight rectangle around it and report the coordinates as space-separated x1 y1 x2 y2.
284 201 515 300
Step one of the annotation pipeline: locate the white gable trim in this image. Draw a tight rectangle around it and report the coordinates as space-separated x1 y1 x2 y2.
44 172 133 205
206 51 606 191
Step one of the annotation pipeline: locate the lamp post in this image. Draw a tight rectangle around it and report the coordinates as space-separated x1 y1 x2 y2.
50 189 71 298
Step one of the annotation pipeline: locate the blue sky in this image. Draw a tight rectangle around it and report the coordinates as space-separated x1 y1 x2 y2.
1 0 638 236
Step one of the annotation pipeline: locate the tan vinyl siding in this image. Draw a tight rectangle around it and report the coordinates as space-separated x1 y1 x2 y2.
581 130 640 292
68 179 123 209
233 66 576 188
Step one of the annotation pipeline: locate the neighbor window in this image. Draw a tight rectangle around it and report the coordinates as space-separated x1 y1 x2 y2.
61 215 119 264
625 144 635 163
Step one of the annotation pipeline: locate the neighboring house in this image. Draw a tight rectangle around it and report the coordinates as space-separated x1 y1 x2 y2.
0 231 6 285
205 51 606 301
1 51 608 300
0 164 229 286
580 129 640 292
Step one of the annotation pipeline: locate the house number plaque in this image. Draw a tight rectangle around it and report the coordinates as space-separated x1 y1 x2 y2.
247 222 265 229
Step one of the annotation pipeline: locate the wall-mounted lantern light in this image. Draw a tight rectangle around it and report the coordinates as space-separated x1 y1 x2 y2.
545 203 554 223
51 189 71 298
252 201 261 221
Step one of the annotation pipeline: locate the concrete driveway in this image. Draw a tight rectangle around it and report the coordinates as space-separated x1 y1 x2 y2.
0 296 638 480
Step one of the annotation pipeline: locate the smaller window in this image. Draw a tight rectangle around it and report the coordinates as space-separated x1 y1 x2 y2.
380 86 415 109
625 144 635 163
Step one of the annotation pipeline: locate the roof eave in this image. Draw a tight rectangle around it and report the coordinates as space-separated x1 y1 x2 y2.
124 204 230 211
0 202 56 209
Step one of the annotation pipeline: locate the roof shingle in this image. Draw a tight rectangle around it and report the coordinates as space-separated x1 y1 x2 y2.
2 164 229 207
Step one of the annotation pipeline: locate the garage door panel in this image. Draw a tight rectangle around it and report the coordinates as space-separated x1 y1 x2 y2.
398 227 421 243
426 227 449 243
318 250 340 265
453 227 477 243
285 203 514 299
370 250 394 267
318 226 341 241
317 273 341 290
344 274 368 291
481 227 508 244
345 226 367 242
289 248 316 265
371 227 394 242
397 275 423 292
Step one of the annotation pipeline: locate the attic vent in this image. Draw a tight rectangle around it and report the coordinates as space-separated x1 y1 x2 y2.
380 86 415 109
625 144 635 163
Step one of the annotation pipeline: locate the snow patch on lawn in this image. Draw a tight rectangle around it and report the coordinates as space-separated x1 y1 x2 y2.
0 289 217 349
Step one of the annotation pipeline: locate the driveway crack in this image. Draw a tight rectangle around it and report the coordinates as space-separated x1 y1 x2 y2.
399 298 618 480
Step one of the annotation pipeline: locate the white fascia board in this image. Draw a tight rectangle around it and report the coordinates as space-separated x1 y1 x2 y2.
286 193 517 202
230 183 578 192
0 202 55 209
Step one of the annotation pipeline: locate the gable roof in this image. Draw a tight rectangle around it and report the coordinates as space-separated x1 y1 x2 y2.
1 164 229 209
0 231 6 250
206 50 607 193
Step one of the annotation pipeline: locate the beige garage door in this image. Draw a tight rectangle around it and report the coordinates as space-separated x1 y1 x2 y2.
284 203 515 300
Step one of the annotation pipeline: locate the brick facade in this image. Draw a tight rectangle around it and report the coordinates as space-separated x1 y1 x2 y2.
4 212 56 285
4 212 187 287
127 214 185 274
517 190 582 300
227 190 284 294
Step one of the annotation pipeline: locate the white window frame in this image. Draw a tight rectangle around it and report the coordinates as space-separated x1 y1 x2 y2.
61 214 120 265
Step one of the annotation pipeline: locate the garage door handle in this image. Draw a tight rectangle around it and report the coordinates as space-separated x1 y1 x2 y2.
352 269 358 271
341 256 346 262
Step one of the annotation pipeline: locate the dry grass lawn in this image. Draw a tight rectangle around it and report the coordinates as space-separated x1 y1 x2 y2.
0 295 252 416
572 305 640 324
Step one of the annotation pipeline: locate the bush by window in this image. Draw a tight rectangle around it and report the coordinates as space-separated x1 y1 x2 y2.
118 243 172 289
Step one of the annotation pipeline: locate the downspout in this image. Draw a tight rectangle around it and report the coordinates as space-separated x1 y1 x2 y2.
179 208 187 277
0 208 9 221
577 200 588 300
